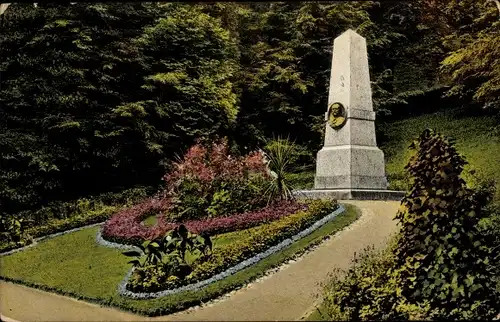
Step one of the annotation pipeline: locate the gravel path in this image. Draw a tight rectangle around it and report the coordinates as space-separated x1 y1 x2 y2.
0 200 400 321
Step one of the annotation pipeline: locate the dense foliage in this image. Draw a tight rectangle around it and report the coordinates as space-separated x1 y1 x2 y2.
163 140 270 221
320 129 499 320
123 224 213 288
1 2 497 236
0 187 151 253
422 0 500 112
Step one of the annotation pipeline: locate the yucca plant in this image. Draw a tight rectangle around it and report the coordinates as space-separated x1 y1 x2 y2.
263 137 296 203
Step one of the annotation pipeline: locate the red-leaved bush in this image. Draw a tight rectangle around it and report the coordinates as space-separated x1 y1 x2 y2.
164 139 269 190
101 197 172 245
102 199 305 246
102 139 283 245
163 139 272 221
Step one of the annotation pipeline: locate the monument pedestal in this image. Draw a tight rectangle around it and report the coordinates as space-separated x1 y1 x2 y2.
314 145 387 190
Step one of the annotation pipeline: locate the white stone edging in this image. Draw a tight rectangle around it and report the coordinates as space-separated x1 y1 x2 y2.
113 205 346 299
0 222 104 257
95 229 143 253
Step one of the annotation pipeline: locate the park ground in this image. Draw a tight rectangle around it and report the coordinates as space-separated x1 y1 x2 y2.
1 201 398 321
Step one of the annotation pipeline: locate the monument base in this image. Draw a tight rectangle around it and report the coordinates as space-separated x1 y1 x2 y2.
293 189 406 201
314 145 388 190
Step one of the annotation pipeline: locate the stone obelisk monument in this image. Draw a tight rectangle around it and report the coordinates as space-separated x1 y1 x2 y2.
298 29 404 200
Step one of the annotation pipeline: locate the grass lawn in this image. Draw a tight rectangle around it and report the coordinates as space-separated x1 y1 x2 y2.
0 204 360 316
142 215 158 227
380 111 500 201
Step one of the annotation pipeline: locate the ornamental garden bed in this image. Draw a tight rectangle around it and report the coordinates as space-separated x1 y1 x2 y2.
0 203 360 316
103 199 338 295
1 139 362 316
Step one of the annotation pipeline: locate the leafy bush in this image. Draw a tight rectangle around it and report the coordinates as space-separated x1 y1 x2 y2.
125 225 213 291
320 129 499 320
393 129 498 319
0 215 33 251
321 243 400 320
8 186 152 230
102 199 304 246
163 139 271 221
285 171 315 190
26 205 119 239
128 199 337 292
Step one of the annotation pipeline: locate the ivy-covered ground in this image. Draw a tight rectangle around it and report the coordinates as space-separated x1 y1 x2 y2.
0 204 360 316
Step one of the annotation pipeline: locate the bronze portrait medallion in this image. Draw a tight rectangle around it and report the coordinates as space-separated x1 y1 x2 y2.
327 102 347 130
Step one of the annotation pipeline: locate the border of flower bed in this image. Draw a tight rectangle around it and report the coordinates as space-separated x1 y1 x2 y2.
107 204 345 299
0 222 104 257
95 229 143 253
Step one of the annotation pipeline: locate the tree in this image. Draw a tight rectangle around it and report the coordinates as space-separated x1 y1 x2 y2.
417 0 500 112
439 0 499 111
0 3 159 214
114 3 240 170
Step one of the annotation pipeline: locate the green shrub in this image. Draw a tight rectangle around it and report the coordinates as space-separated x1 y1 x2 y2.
129 199 337 292
13 186 152 227
26 204 119 239
285 171 315 190
0 215 33 250
0 203 123 253
393 129 498 319
320 129 499 320
321 242 406 320
126 225 213 292
0 186 153 253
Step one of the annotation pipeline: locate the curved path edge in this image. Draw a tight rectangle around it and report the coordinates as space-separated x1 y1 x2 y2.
0 201 400 321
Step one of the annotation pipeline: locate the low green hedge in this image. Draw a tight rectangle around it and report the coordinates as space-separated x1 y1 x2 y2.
27 205 120 239
128 199 337 292
0 187 153 254
0 205 121 253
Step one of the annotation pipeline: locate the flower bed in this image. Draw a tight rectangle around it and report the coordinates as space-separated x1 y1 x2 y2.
101 198 305 246
101 198 172 246
126 199 337 293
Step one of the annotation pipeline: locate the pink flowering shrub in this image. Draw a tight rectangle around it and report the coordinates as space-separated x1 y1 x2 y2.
101 200 305 246
163 139 272 221
102 139 280 245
